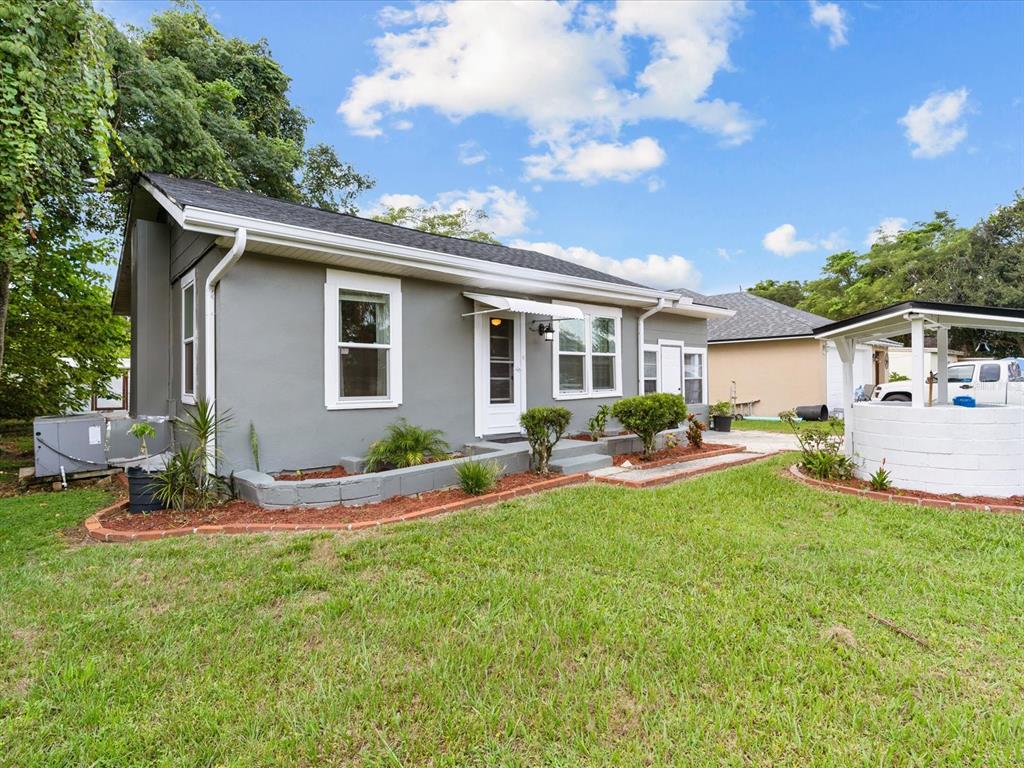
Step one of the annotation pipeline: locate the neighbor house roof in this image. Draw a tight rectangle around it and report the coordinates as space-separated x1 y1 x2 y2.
142 173 645 289
814 301 1024 340
701 292 834 343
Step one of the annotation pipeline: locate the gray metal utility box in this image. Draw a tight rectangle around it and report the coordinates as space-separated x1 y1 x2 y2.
33 413 108 478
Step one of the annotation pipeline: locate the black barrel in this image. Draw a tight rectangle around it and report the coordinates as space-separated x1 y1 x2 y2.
126 466 164 513
794 404 829 421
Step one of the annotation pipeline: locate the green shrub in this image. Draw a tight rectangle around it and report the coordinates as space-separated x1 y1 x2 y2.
781 411 855 481
888 372 910 382
520 406 572 474
709 401 732 417
456 459 503 495
587 404 611 440
127 421 157 459
685 413 705 448
365 419 450 471
611 393 687 458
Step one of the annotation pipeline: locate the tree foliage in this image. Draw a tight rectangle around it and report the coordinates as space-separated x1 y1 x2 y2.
748 279 806 308
0 224 128 419
97 1 373 226
0 0 115 373
373 206 500 243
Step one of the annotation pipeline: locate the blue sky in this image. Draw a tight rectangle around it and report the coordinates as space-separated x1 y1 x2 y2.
99 1 1023 294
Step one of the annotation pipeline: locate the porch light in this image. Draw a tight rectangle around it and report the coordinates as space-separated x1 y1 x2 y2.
537 322 555 342
490 317 503 327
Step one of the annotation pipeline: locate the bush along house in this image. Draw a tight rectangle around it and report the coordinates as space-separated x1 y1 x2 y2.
110 173 733 485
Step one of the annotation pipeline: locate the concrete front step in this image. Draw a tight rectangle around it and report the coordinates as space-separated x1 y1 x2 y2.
550 452 614 474
551 439 608 460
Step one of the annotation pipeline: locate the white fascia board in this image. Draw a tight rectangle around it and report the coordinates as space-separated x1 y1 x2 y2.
177 206 682 306
708 334 815 345
138 177 186 228
659 304 735 321
816 308 1024 340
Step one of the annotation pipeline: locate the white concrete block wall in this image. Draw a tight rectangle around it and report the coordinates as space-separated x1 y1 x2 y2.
850 403 1024 498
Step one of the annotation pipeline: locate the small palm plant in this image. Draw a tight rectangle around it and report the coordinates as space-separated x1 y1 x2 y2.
152 398 233 513
127 421 157 460
365 420 450 471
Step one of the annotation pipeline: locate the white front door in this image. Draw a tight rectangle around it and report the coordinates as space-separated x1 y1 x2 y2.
475 312 526 436
660 343 683 395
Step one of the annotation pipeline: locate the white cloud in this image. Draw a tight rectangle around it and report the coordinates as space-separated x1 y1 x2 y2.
809 1 848 48
458 140 488 165
762 224 817 257
646 176 664 193
372 186 533 237
899 88 969 158
716 247 734 261
819 230 846 251
523 137 666 183
392 119 414 130
866 216 907 247
340 0 754 183
510 239 701 289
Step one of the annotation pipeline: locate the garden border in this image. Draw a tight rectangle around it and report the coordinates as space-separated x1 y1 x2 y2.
787 464 1024 514
84 473 588 543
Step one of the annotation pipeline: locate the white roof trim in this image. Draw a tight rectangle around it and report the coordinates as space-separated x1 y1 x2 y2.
463 293 585 320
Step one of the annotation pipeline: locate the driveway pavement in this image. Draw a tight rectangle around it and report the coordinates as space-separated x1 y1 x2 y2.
706 429 801 454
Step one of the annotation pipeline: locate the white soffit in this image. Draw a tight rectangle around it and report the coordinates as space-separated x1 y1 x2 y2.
463 292 586 320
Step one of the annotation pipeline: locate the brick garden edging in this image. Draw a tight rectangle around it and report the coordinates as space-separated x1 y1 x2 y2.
84 473 589 543
787 464 1024 514
597 452 775 489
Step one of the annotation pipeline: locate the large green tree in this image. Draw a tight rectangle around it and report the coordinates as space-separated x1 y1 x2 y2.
748 279 806 308
373 206 500 243
0 224 129 418
97 2 374 227
0 0 115 375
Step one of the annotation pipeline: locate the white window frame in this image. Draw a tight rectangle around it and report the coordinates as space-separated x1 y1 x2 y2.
682 345 708 406
324 268 402 410
642 344 660 394
551 302 623 400
181 270 197 405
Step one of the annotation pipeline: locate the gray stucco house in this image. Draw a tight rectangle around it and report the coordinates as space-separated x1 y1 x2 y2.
111 173 732 474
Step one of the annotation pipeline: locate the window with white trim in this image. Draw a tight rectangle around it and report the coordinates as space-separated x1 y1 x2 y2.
643 346 659 394
683 349 706 404
181 271 196 404
553 305 622 399
324 269 402 409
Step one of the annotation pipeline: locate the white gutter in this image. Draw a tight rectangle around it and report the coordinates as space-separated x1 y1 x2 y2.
637 298 667 394
203 227 247 473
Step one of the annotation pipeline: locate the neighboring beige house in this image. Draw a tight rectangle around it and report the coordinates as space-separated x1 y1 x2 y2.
676 290 894 418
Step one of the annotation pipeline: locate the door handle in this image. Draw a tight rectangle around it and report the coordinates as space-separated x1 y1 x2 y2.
959 384 972 389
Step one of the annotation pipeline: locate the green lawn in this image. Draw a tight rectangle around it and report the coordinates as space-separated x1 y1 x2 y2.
729 418 824 433
2 456 1022 766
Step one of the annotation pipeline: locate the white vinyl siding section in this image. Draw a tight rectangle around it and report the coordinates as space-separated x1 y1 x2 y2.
181 270 197 404
552 303 623 400
324 269 402 410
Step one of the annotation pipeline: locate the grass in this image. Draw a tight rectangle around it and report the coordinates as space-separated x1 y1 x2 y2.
1 456 1022 766
730 418 826 433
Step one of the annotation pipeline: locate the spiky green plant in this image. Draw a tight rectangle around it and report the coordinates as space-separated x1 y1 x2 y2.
364 420 450 471
455 459 503 495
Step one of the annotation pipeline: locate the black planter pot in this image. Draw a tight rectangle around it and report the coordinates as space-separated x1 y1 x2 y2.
712 415 734 432
126 466 163 513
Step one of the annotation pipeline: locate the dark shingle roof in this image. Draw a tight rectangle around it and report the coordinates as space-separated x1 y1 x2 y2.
705 292 831 342
670 287 728 310
142 173 646 289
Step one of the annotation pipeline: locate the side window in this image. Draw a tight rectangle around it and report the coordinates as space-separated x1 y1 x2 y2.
643 349 658 394
978 363 1001 383
181 272 196 404
946 364 974 383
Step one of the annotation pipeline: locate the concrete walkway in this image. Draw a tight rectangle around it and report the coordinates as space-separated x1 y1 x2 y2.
590 449 771 488
704 429 801 454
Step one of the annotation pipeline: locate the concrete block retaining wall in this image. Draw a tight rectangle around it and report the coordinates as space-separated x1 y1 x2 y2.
851 402 1024 498
235 444 531 509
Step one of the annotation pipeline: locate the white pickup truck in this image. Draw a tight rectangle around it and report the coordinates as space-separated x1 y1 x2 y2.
871 358 1024 405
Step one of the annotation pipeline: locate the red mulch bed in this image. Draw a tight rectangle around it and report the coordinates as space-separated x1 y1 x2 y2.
100 471 552 532
825 474 1024 508
612 442 732 467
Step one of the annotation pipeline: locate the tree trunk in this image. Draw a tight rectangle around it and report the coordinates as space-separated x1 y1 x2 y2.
0 258 10 378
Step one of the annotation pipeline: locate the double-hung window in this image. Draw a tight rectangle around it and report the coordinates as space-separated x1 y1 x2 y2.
643 346 659 394
181 271 196 404
553 304 622 399
324 269 402 409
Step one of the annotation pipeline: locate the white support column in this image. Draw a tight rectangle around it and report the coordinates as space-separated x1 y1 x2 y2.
910 316 926 408
835 337 856 457
936 325 949 405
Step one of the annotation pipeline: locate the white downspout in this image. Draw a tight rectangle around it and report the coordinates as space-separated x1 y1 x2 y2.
638 298 667 394
204 227 247 473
